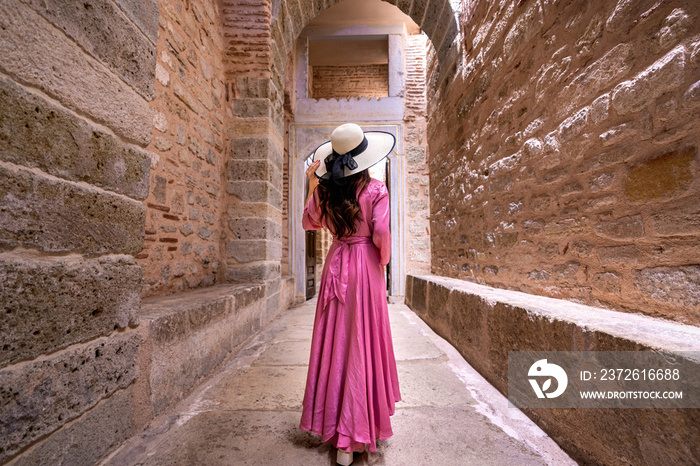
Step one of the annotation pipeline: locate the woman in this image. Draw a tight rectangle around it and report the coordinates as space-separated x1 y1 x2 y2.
299 123 402 465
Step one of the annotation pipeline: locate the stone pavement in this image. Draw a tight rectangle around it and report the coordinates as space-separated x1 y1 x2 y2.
102 298 576 466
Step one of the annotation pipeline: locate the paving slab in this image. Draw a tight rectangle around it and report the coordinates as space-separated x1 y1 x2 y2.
103 299 576 466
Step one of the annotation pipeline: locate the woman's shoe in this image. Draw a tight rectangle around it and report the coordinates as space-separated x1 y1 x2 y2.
336 448 353 465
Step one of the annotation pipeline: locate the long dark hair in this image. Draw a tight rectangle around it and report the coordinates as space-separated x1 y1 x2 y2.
317 169 371 239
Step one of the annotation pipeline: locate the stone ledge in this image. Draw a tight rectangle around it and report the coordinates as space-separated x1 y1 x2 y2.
405 274 700 465
139 284 268 415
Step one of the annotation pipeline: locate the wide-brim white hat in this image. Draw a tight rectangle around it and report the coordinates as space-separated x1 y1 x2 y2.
312 123 395 180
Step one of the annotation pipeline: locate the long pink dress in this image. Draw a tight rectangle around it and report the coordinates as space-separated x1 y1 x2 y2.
299 178 401 453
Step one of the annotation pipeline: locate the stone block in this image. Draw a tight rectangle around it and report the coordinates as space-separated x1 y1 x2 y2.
227 180 282 209
233 98 272 118
0 76 150 200
636 266 700 306
438 19 459 66
558 43 632 116
558 107 589 141
225 262 281 283
412 276 428 315
113 0 159 45
591 271 622 295
409 0 429 28
0 162 145 254
142 285 268 414
682 79 700 109
230 137 282 162
0 254 141 366
427 280 452 339
229 217 282 241
0 332 139 462
649 204 700 236
235 77 272 99
0 2 152 146
599 122 637 146
421 0 444 39
503 1 544 63
606 0 657 33
6 387 136 466
406 145 426 164
612 46 686 115
596 244 639 265
594 214 644 239
21 0 156 100
624 147 695 202
226 159 280 183
226 239 282 262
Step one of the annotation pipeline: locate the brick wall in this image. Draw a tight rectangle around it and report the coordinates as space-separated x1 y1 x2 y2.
404 34 431 275
138 0 227 297
428 0 700 325
222 0 272 79
310 64 389 99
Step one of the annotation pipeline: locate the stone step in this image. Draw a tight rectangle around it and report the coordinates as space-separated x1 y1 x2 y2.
139 284 266 416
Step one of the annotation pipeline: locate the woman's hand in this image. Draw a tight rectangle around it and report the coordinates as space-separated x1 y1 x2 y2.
306 160 321 192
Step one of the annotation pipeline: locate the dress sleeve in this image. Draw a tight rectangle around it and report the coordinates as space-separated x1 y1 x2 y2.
371 183 391 266
302 187 323 230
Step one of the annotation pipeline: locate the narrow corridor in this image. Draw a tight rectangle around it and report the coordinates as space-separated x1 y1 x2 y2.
103 300 575 465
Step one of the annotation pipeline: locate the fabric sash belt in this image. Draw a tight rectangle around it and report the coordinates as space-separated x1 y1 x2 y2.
321 236 374 305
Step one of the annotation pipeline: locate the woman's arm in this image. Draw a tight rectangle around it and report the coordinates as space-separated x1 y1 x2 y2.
371 183 391 266
302 160 323 230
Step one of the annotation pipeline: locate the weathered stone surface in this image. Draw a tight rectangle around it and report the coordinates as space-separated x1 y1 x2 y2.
596 244 638 265
612 46 686 115
225 262 281 283
406 145 426 164
594 214 644 239
142 284 266 414
606 0 657 33
599 121 637 146
0 161 145 255
0 332 140 462
0 76 150 200
226 159 281 183
113 0 159 45
592 271 621 295
230 137 281 161
406 275 700 464
229 217 282 241
227 239 282 262
420 0 444 39
20 0 156 100
0 2 152 146
0 253 140 366
227 180 282 208
233 98 272 118
6 387 136 466
649 204 700 236
503 1 544 63
558 43 632 115
682 79 700 109
624 147 695 202
636 266 700 306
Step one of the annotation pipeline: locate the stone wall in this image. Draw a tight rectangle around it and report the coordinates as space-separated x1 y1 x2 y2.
310 64 389 99
404 33 431 275
428 0 700 325
139 0 227 297
405 274 700 465
0 0 157 463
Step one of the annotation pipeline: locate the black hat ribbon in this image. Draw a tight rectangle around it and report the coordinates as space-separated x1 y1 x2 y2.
324 136 368 185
